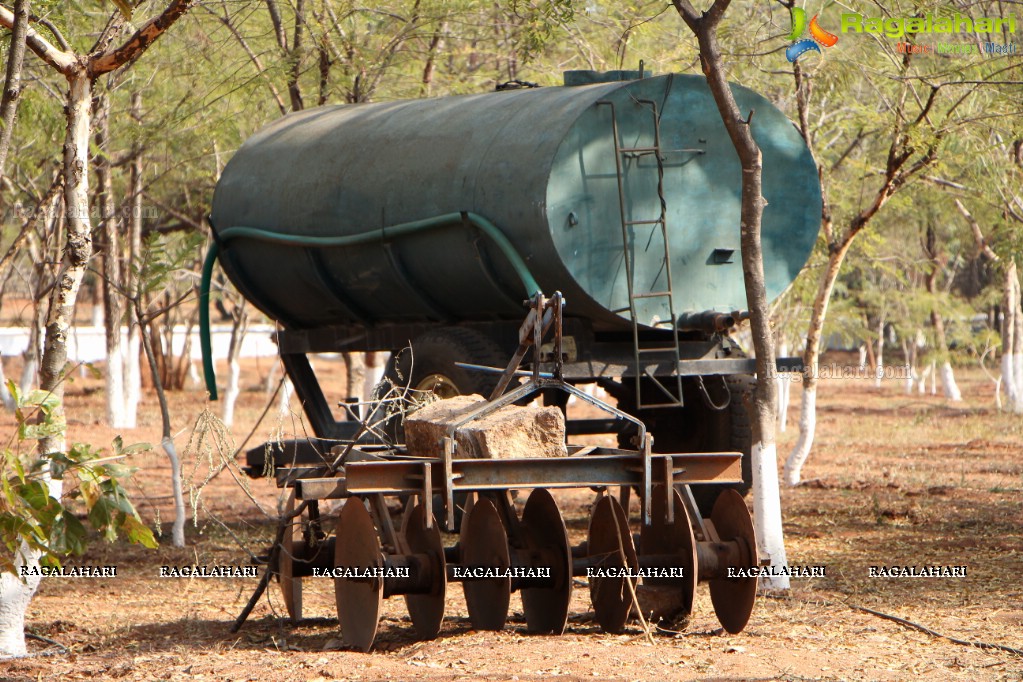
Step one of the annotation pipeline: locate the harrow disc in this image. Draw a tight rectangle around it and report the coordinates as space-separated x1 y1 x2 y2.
402 502 447 640
279 490 303 621
334 498 384 651
460 496 511 631
638 485 697 629
587 494 638 634
519 488 572 634
708 489 758 634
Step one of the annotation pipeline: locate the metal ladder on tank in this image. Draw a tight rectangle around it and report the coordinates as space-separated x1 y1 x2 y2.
599 99 684 409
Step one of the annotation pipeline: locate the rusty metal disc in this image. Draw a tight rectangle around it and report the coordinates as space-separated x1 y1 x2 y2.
279 490 303 622
519 488 572 634
587 494 638 634
708 488 758 634
402 503 446 640
638 485 697 629
334 498 384 651
460 496 511 631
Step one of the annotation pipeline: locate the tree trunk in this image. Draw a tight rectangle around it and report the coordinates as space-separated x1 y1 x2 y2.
95 95 128 427
924 224 961 401
420 22 448 97
19 301 41 393
344 351 364 402
901 339 914 394
777 340 790 432
919 361 933 395
1001 261 1018 411
222 301 248 427
673 0 786 588
136 299 185 547
124 93 143 426
1013 269 1023 414
0 0 29 179
784 239 853 486
362 351 387 404
1 67 90 659
287 0 305 112
0 360 13 410
279 377 294 418
874 315 885 388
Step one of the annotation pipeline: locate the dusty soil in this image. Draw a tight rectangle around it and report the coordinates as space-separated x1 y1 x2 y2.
1 354 1021 681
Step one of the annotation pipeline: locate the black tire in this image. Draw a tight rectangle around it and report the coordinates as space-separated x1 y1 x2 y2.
375 327 508 440
384 327 507 398
612 375 754 517
377 327 507 529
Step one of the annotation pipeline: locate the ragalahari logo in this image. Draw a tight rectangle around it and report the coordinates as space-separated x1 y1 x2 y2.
786 7 839 62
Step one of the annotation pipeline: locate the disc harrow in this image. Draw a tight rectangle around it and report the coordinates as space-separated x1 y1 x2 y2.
259 293 764 650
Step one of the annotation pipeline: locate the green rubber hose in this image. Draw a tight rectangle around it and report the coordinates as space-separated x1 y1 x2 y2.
200 212 541 400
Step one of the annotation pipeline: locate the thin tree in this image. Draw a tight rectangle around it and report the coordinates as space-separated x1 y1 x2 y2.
673 0 788 589
0 0 193 657
782 49 1008 485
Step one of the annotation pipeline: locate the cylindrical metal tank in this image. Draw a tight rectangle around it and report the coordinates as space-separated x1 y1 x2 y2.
211 73 821 332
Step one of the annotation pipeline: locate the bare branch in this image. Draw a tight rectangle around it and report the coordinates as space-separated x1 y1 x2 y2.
0 3 76 74
954 199 999 261
89 0 193 77
28 13 69 51
204 3 288 116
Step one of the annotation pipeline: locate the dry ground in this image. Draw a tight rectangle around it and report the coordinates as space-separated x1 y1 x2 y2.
1 353 1021 681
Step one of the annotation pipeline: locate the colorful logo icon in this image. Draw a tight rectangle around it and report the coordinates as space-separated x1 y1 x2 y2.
786 7 838 62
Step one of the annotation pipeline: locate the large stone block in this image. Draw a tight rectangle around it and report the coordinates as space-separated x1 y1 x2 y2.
405 394 567 458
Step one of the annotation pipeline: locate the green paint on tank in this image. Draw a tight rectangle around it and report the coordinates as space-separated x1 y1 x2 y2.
211 74 821 332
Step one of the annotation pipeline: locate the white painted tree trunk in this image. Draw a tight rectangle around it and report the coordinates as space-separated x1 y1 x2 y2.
106 338 127 427
1000 353 1014 409
265 360 280 396
344 351 365 402
751 441 789 590
162 436 186 547
1013 301 1023 414
0 552 41 656
123 329 140 427
222 357 241 426
901 340 914 394
188 361 201 388
0 462 63 657
776 376 790 433
939 362 962 401
223 302 249 424
1 68 91 659
279 378 294 418
783 386 816 486
1001 262 1020 412
362 351 387 404
919 362 933 395
0 359 14 410
874 318 885 388
96 96 128 429
122 98 143 429
857 344 867 370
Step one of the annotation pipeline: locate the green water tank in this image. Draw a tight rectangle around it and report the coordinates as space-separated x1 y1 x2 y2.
211 73 821 331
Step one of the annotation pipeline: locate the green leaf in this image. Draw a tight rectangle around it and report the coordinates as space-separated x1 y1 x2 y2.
51 510 87 556
119 514 157 549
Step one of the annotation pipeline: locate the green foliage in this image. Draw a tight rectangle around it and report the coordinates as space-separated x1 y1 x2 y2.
506 0 574 64
0 382 157 575
131 230 206 301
